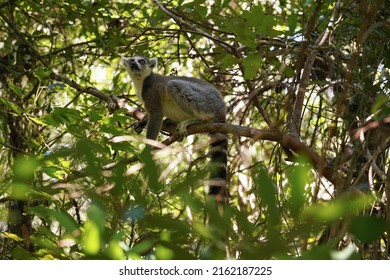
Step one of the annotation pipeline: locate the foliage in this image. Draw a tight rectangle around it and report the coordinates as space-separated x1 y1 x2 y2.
0 0 390 259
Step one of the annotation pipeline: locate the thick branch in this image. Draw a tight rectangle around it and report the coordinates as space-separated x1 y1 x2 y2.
183 122 337 184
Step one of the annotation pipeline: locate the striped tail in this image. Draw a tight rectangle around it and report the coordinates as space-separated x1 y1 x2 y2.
208 132 228 203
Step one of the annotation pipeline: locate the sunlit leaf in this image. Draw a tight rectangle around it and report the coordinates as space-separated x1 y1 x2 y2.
82 220 101 255
105 240 126 260
155 244 175 260
301 195 374 222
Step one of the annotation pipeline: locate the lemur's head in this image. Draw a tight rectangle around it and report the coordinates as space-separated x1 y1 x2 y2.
122 56 158 80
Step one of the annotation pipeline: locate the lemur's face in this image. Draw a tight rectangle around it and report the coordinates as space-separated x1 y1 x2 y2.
122 56 157 79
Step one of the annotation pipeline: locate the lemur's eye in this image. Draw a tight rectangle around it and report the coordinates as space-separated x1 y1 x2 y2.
138 59 146 65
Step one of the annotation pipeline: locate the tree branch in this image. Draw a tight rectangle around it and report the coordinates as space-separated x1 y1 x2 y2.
151 0 234 54
50 73 338 185
182 122 338 184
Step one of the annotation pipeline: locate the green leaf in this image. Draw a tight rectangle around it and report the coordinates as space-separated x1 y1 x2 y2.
243 54 263 80
144 214 191 235
155 244 175 260
52 209 80 233
287 161 310 217
220 54 239 68
28 206 79 233
12 245 36 260
9 82 23 98
13 156 40 181
221 0 231 8
0 97 22 115
288 13 298 35
194 5 207 17
105 240 126 260
1 232 24 242
35 67 52 82
43 107 83 127
139 148 162 193
87 203 106 232
42 166 66 180
253 165 280 227
82 220 101 255
302 195 374 222
8 182 31 200
371 94 390 119
81 202 106 255
349 216 387 242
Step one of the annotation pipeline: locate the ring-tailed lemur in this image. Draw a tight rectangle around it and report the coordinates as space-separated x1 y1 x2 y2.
122 55 228 202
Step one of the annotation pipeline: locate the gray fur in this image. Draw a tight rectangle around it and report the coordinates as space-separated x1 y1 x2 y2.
122 55 228 201
122 55 226 137
167 79 225 122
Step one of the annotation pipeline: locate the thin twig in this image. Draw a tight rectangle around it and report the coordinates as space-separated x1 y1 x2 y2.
151 0 234 54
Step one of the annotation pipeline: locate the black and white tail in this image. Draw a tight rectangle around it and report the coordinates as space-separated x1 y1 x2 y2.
208 132 228 203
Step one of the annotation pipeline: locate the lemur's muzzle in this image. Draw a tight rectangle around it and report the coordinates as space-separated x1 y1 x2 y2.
130 62 140 71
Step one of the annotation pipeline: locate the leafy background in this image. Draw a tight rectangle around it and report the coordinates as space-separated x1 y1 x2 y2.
0 0 389 259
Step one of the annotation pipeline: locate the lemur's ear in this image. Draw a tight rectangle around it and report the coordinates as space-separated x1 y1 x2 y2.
121 56 129 64
149 57 158 68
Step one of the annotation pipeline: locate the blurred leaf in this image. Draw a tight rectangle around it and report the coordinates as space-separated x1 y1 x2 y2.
253 165 280 226
301 195 374 222
28 206 79 233
82 220 101 255
139 149 162 193
155 244 175 260
8 182 31 200
52 209 80 233
87 203 106 232
194 5 207 17
13 156 40 181
81 202 106 255
35 67 52 82
371 94 388 112
1 232 24 242
130 240 154 256
287 161 310 217
12 246 37 260
144 214 191 235
105 240 126 260
288 12 298 35
193 222 215 239
349 216 387 242
156 241 196 260
371 94 390 119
